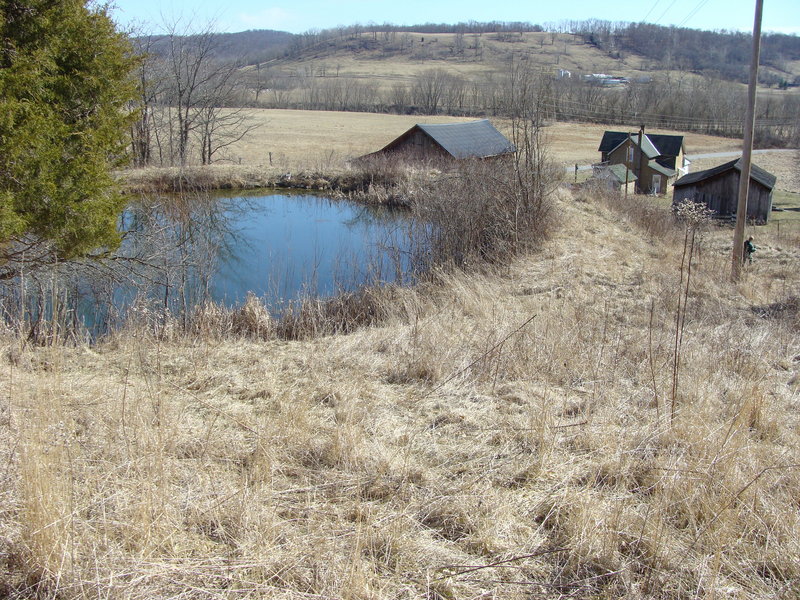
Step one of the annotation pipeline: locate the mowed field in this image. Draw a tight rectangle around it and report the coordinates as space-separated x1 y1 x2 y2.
220 108 745 169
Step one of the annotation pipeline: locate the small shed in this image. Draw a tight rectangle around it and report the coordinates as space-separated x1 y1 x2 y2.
592 163 638 194
672 158 776 223
368 119 515 160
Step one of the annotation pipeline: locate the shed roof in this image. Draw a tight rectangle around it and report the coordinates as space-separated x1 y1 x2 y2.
673 158 776 190
606 164 638 183
381 119 515 159
598 130 684 157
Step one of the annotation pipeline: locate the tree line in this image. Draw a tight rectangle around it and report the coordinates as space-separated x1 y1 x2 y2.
234 64 799 147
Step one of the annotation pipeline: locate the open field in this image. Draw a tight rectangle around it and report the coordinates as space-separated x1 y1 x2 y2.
205 108 746 169
2 184 799 598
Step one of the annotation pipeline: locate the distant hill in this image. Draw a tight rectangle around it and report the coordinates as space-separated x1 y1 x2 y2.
574 21 800 87
132 21 800 147
138 21 800 85
138 29 294 66
271 21 800 87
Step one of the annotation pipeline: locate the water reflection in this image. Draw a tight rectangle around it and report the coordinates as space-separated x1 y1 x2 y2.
0 191 416 339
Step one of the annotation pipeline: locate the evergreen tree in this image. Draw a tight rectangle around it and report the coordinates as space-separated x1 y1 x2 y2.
0 0 135 274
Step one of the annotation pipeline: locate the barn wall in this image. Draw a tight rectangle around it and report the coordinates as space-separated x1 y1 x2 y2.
672 172 773 223
380 130 449 159
393 131 443 155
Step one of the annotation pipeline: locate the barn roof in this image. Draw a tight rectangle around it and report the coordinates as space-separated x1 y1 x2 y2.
380 119 515 159
673 158 776 190
598 131 685 157
418 120 514 158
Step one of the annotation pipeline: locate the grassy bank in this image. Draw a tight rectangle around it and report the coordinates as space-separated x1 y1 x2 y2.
2 186 798 598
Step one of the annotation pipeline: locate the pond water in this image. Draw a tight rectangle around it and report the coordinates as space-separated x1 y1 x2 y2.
2 192 418 336
206 192 413 308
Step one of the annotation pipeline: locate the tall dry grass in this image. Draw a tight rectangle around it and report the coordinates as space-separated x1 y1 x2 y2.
1 186 798 599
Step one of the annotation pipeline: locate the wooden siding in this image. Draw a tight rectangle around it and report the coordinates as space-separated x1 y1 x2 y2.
672 171 773 223
383 129 449 159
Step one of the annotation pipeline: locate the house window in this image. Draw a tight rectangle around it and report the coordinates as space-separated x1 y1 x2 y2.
627 146 634 163
652 174 662 194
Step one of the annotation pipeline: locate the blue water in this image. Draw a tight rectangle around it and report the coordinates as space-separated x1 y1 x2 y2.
209 193 412 309
0 192 416 337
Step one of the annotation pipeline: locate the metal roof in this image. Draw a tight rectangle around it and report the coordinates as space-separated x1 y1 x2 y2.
648 134 685 157
598 130 684 157
648 160 676 177
414 120 515 158
673 158 776 190
606 164 638 183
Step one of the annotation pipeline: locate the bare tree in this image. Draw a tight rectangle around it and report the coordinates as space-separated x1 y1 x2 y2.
129 18 260 166
129 31 165 167
412 69 450 114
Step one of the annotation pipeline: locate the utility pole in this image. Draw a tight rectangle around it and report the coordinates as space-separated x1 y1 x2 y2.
637 124 645 194
731 0 763 282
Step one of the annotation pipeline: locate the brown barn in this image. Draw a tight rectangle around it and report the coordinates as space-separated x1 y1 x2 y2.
367 119 515 160
598 131 688 195
671 158 776 223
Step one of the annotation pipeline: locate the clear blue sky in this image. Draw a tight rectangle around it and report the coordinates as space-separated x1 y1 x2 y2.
109 0 800 36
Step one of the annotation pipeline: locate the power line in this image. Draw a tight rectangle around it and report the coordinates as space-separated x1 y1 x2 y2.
641 0 663 23
677 0 713 28
654 0 680 24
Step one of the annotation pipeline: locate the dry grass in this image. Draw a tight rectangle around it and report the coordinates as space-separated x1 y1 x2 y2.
122 109 749 186
2 186 799 598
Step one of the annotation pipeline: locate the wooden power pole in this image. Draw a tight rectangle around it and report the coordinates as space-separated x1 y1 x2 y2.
731 0 764 282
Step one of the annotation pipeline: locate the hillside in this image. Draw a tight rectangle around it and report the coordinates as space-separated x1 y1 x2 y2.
3 184 799 598
232 27 799 146
257 25 800 88
128 22 800 159
258 30 684 93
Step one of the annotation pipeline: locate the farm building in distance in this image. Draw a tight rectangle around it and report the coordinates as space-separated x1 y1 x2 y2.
592 163 638 194
598 130 688 195
672 158 776 223
366 119 515 160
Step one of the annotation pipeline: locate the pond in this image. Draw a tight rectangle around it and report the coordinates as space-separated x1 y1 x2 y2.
2 192 419 337
205 192 414 308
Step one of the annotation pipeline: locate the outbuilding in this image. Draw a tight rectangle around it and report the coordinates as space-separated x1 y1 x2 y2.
591 163 638 194
672 158 776 223
366 119 515 160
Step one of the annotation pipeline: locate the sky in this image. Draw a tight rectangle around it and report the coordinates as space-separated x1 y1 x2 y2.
108 0 800 36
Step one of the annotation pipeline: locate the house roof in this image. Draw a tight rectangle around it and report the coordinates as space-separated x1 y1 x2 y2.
673 158 777 190
381 119 515 159
604 132 660 159
598 130 684 157
648 160 676 177
648 134 685 157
